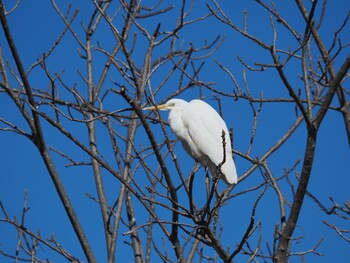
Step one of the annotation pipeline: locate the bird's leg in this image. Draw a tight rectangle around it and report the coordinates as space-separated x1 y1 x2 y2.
188 165 198 216
208 131 226 202
196 169 211 220
215 181 221 199
200 175 220 222
200 129 226 220
205 169 210 200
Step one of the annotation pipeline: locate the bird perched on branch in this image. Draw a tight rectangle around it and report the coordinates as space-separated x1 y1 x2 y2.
144 98 237 185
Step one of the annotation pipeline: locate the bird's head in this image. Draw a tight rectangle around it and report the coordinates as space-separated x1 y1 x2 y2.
143 99 187 111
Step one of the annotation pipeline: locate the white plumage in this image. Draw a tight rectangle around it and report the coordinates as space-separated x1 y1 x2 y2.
144 98 237 185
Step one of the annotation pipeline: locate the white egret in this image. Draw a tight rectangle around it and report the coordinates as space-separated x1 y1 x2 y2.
144 99 237 185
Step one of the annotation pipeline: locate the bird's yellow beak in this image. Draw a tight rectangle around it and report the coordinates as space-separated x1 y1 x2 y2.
143 104 169 111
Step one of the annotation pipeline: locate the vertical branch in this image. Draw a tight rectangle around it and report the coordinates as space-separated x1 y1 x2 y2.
0 46 9 86
313 55 350 129
0 2 96 262
119 87 183 262
86 97 110 259
276 4 350 260
295 0 350 144
301 32 313 119
145 179 157 263
92 3 147 262
275 132 317 262
261 162 286 226
125 190 145 262
269 26 313 132
84 3 113 261
243 70 262 156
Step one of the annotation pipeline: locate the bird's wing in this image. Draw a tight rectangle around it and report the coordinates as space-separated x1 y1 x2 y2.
184 100 231 167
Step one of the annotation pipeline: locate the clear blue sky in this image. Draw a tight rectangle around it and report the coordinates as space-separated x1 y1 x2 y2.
1 1 349 262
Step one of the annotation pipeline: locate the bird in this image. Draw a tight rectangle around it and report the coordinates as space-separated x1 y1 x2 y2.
143 98 237 185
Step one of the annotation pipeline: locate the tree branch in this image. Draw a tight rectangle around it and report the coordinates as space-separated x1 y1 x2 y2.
0 2 97 262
